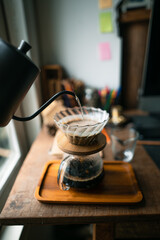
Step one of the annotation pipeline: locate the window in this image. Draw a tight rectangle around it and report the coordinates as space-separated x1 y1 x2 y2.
0 121 21 195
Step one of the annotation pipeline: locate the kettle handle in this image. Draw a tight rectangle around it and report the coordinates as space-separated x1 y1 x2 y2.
57 156 71 191
12 90 76 122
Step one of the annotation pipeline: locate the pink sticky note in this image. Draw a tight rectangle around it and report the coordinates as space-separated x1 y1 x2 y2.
99 42 111 60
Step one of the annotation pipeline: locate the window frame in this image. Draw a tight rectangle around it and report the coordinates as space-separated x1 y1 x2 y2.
0 121 21 198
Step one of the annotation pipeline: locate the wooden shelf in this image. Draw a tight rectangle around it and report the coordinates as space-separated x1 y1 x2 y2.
119 9 151 109
119 9 151 23
41 65 63 102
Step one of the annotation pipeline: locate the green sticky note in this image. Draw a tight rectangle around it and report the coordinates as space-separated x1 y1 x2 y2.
99 12 113 33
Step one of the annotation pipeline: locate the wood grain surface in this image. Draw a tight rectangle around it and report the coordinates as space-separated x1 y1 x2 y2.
57 132 106 156
93 223 114 240
35 160 142 204
0 126 160 225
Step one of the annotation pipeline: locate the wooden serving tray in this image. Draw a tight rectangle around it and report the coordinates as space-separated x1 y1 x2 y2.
35 160 143 204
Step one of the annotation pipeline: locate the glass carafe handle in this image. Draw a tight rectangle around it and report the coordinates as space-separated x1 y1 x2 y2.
57 157 70 191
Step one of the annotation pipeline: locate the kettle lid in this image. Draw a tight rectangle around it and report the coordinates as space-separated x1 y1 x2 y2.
0 38 40 71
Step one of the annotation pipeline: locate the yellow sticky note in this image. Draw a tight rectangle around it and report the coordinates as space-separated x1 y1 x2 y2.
99 0 112 9
99 12 113 33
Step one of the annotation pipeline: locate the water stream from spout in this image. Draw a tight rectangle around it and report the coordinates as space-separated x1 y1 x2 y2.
75 95 84 119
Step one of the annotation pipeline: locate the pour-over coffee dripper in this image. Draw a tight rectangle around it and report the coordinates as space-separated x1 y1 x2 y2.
54 107 109 190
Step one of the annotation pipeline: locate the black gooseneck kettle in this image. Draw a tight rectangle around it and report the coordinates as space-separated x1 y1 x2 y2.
0 38 75 127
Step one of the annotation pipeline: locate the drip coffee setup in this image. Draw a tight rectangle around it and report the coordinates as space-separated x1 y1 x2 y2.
0 38 143 205
54 107 109 190
0 38 110 193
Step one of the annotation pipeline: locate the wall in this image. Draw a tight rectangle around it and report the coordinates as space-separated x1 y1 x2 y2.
3 0 41 146
0 4 7 41
35 0 121 90
23 0 42 105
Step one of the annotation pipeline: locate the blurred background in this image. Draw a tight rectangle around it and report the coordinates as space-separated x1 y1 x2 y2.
1 0 160 239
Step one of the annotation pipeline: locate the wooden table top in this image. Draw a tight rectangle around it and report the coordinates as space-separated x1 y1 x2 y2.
0 126 160 225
